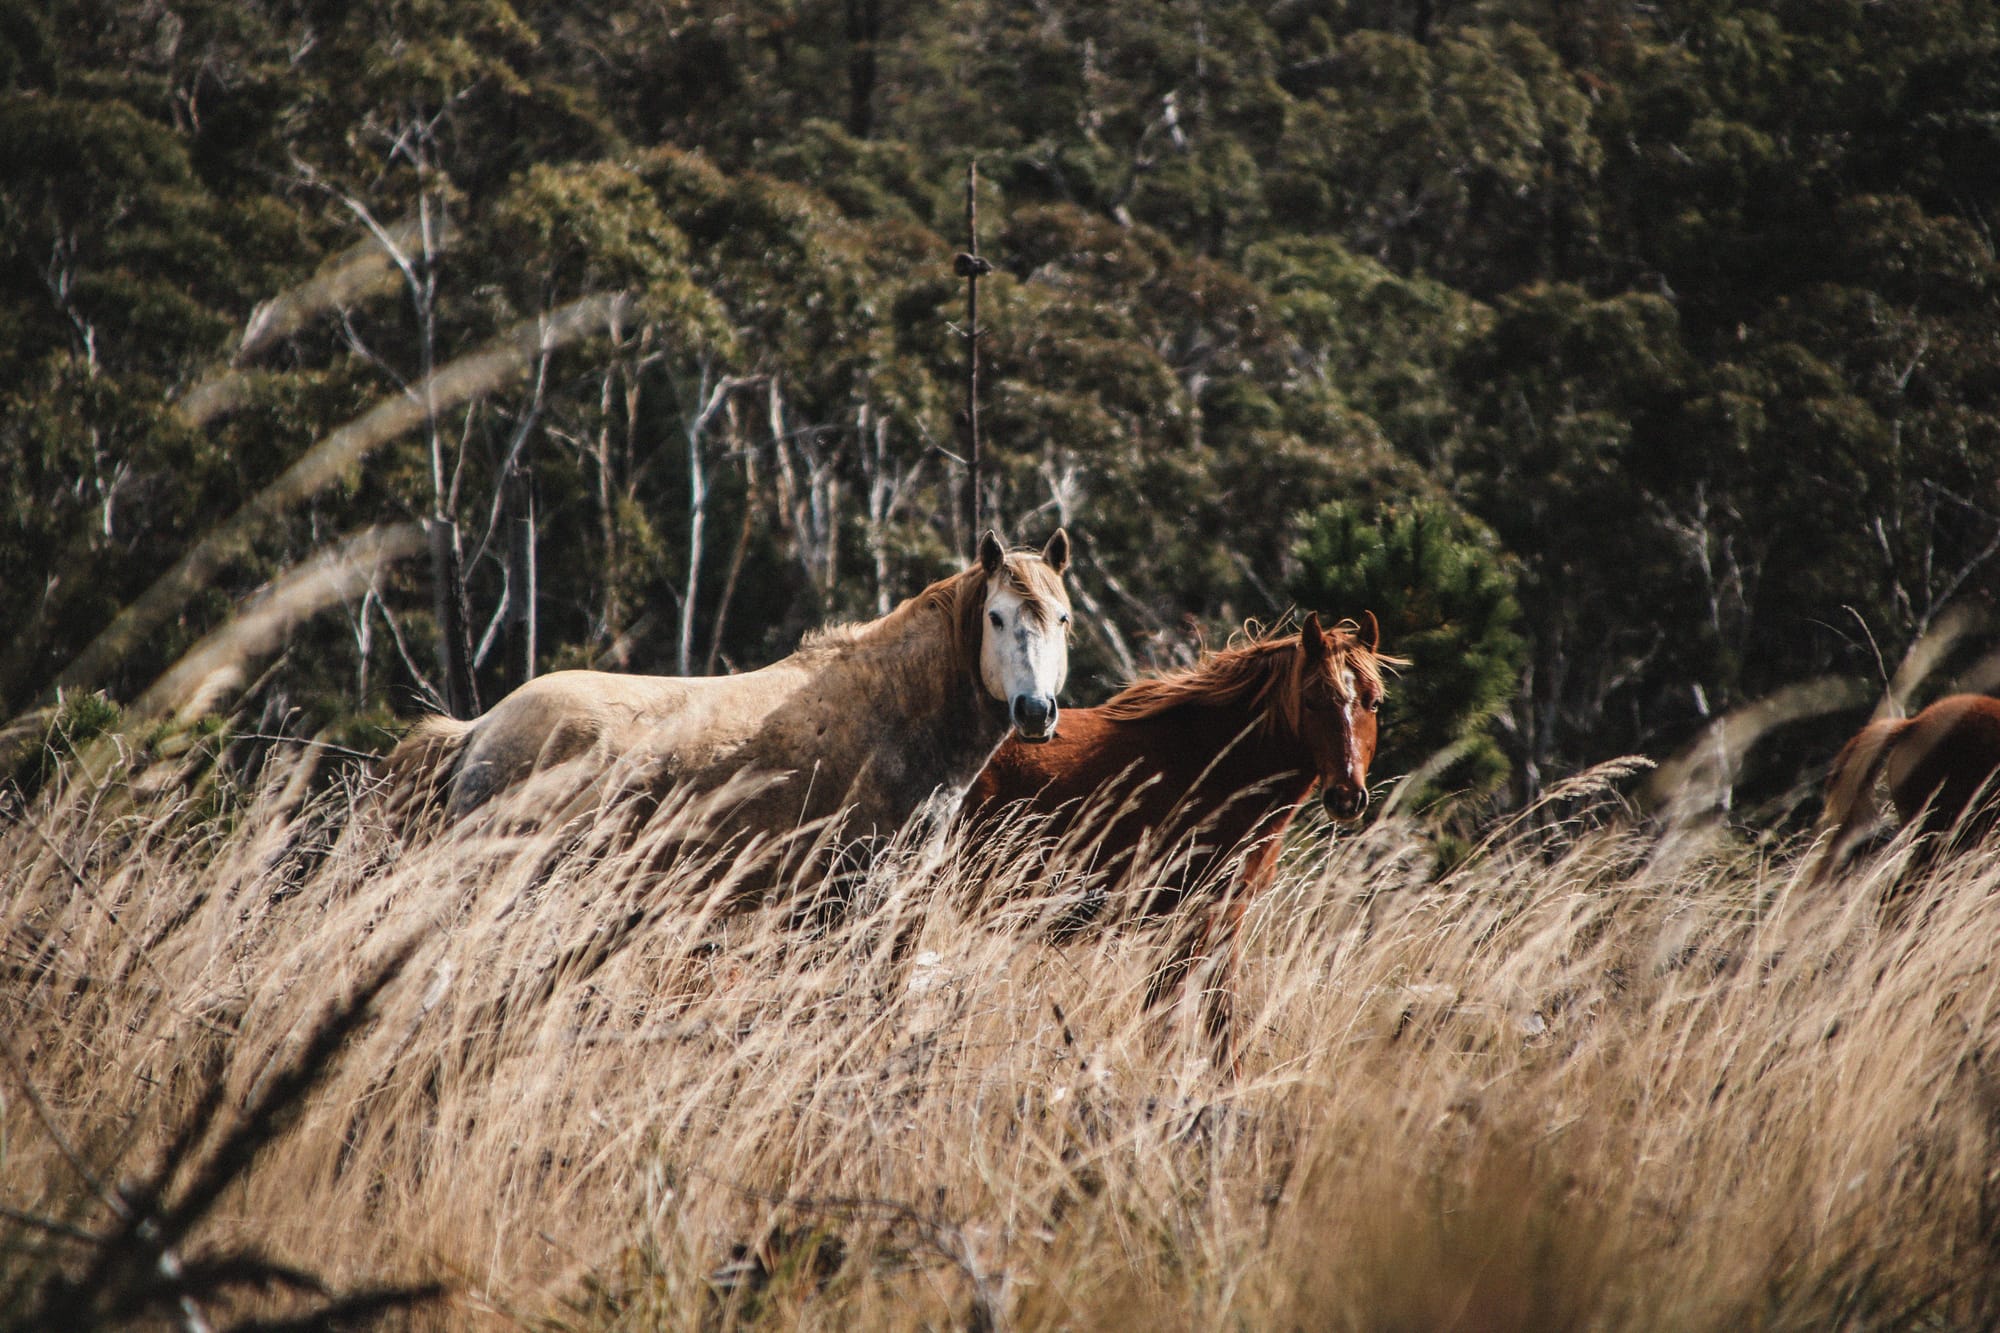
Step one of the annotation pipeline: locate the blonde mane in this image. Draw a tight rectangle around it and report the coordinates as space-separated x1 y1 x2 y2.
796 551 1070 671
1099 619 1391 735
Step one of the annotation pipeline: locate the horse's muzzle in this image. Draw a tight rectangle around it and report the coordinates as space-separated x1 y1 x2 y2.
1012 694 1058 742
1323 784 1369 821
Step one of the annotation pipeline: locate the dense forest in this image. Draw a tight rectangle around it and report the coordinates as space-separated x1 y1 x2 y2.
3 0 1998 818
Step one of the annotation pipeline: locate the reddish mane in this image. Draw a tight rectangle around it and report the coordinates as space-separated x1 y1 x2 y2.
1098 620 1393 736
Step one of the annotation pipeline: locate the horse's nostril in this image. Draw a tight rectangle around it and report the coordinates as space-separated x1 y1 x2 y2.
1324 786 1369 820
1013 695 1056 737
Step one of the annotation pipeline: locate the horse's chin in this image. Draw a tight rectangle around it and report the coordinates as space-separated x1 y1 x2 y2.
1015 728 1057 745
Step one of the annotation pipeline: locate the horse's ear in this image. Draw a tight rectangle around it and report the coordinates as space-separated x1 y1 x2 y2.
1041 528 1070 575
978 529 1004 575
1301 611 1329 664
1360 609 1380 653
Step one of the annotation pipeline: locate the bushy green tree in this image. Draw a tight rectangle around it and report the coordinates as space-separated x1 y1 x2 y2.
1289 499 1525 804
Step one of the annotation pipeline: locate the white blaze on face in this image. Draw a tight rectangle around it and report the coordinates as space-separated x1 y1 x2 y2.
979 578 1070 739
1339 666 1362 766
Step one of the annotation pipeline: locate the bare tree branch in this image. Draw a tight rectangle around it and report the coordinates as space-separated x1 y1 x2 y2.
35 292 634 717
679 369 755 676
130 524 428 724
174 214 457 428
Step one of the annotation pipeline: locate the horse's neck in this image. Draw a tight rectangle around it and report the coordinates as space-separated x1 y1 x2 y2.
841 602 965 702
1155 699 1316 807
1112 701 1315 890
835 603 1007 775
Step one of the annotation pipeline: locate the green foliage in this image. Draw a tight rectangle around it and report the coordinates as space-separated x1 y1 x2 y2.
1290 500 1525 801
0 362 230 707
0 93 235 379
1245 234 1488 468
755 120 936 226
2 0 1996 817
481 161 727 342
48 690 121 752
1273 23 1601 292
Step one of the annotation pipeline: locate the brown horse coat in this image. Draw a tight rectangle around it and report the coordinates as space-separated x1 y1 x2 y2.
381 533 1072 868
968 613 1394 1054
1814 693 2000 883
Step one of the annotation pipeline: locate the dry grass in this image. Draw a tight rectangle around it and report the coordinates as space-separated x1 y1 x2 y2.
5 743 2000 1331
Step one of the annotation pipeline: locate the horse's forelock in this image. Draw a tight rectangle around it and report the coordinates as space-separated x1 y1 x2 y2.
884 550 1069 677
1332 621 1400 695
1279 627 1389 735
998 552 1070 629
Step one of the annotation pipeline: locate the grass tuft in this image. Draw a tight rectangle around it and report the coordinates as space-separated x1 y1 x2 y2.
4 744 1999 1329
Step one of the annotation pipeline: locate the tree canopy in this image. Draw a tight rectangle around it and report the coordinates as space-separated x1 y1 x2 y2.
3 0 1996 816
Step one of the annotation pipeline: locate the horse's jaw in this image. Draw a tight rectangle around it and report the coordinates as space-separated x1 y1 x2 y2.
953 677 1018 761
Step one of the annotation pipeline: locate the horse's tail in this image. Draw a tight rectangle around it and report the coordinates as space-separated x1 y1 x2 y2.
374 713 474 841
1809 715 1909 885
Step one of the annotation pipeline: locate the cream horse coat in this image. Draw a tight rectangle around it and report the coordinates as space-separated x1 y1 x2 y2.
382 532 1072 867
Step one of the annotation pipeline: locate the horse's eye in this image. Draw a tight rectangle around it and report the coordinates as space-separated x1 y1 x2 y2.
1059 613 1071 627
989 611 1004 628
1366 697 1381 714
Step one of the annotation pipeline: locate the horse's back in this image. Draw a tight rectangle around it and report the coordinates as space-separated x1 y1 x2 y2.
1888 694 2000 826
446 668 723 819
1815 694 2000 884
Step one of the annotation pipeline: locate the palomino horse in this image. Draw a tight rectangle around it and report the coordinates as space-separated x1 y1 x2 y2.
1812 693 2000 885
967 612 1396 1060
383 531 1072 882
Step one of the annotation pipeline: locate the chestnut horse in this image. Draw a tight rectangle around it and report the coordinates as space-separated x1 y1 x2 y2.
1812 693 2000 886
967 612 1396 1059
382 531 1072 884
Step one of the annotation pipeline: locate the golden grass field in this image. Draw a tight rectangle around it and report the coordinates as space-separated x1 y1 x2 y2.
5 738 2000 1331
